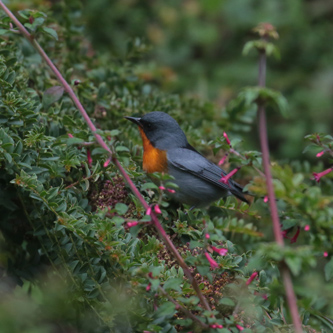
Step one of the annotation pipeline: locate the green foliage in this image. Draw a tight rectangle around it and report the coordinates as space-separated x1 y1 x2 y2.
0 2 332 333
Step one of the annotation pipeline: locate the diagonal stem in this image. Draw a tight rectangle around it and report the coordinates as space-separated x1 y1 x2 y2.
257 49 302 332
0 1 211 312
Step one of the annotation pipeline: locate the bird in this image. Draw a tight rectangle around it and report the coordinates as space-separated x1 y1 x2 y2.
125 111 248 208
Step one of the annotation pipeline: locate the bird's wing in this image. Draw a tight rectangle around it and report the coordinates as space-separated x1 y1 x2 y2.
167 147 248 203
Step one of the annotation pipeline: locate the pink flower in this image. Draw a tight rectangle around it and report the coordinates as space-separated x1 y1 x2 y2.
103 157 111 168
218 154 228 166
304 225 310 231
205 233 210 239
159 186 166 191
223 132 231 146
126 221 138 228
154 204 162 214
146 283 151 292
316 134 321 142
246 272 258 286
282 229 289 239
220 167 240 186
290 226 300 244
167 188 176 193
313 167 333 183
210 324 217 329
205 252 219 269
216 325 223 329
146 206 152 216
212 246 228 256
324 252 328 257
87 149 92 166
67 133 74 138
316 151 325 158
148 272 154 278
263 196 269 203
236 324 244 331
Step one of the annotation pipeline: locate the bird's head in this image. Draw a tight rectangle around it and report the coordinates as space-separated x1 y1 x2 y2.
125 111 188 149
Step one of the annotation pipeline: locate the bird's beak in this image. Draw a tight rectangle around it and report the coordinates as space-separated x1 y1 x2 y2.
124 116 143 128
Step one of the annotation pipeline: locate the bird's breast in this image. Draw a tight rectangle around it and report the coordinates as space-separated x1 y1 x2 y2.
139 128 168 173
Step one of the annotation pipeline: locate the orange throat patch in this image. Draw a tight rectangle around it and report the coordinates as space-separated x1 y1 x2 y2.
139 128 168 174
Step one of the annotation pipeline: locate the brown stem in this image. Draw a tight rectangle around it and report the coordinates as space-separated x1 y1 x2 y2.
257 49 302 332
0 1 211 312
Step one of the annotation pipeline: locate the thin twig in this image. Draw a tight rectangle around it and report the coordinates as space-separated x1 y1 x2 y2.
0 1 211 312
257 46 302 332
158 286 209 329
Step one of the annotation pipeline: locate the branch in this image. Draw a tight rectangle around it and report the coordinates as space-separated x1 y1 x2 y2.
158 286 209 329
256 39 302 332
0 1 211 312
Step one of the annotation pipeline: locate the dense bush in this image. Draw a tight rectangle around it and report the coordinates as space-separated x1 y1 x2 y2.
0 2 332 333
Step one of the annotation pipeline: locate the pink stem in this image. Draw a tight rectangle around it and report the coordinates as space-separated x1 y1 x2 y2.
257 50 302 332
0 1 211 312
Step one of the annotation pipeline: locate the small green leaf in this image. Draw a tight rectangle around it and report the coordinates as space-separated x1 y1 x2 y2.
43 86 64 109
115 203 128 215
67 138 85 145
42 27 58 40
219 297 235 306
163 278 182 292
116 146 129 152
325 258 333 281
141 182 158 190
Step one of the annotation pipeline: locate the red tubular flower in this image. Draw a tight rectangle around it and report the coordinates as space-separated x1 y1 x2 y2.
223 131 231 146
154 204 162 214
146 282 151 292
218 154 228 166
146 207 152 216
219 167 240 185
67 133 74 138
159 186 165 191
87 149 92 166
313 167 333 183
236 324 244 331
290 226 300 244
126 221 138 228
211 246 228 256
316 151 325 158
205 252 219 269
246 272 258 286
304 225 310 231
324 252 328 257
205 233 210 239
209 324 217 329
167 188 176 193
263 196 269 203
103 157 111 168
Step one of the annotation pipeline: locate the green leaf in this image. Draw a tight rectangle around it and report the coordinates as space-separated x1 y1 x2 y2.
43 86 64 109
325 258 333 281
116 146 130 152
115 203 128 215
42 27 58 40
154 301 176 318
163 278 182 292
141 182 158 190
67 138 85 145
219 297 235 306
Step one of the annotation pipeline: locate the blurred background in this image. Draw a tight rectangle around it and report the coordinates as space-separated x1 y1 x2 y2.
78 0 333 159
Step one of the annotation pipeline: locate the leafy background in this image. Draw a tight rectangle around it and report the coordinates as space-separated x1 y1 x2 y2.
0 0 333 332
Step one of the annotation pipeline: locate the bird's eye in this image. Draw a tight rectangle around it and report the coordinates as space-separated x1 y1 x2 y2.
145 122 152 129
